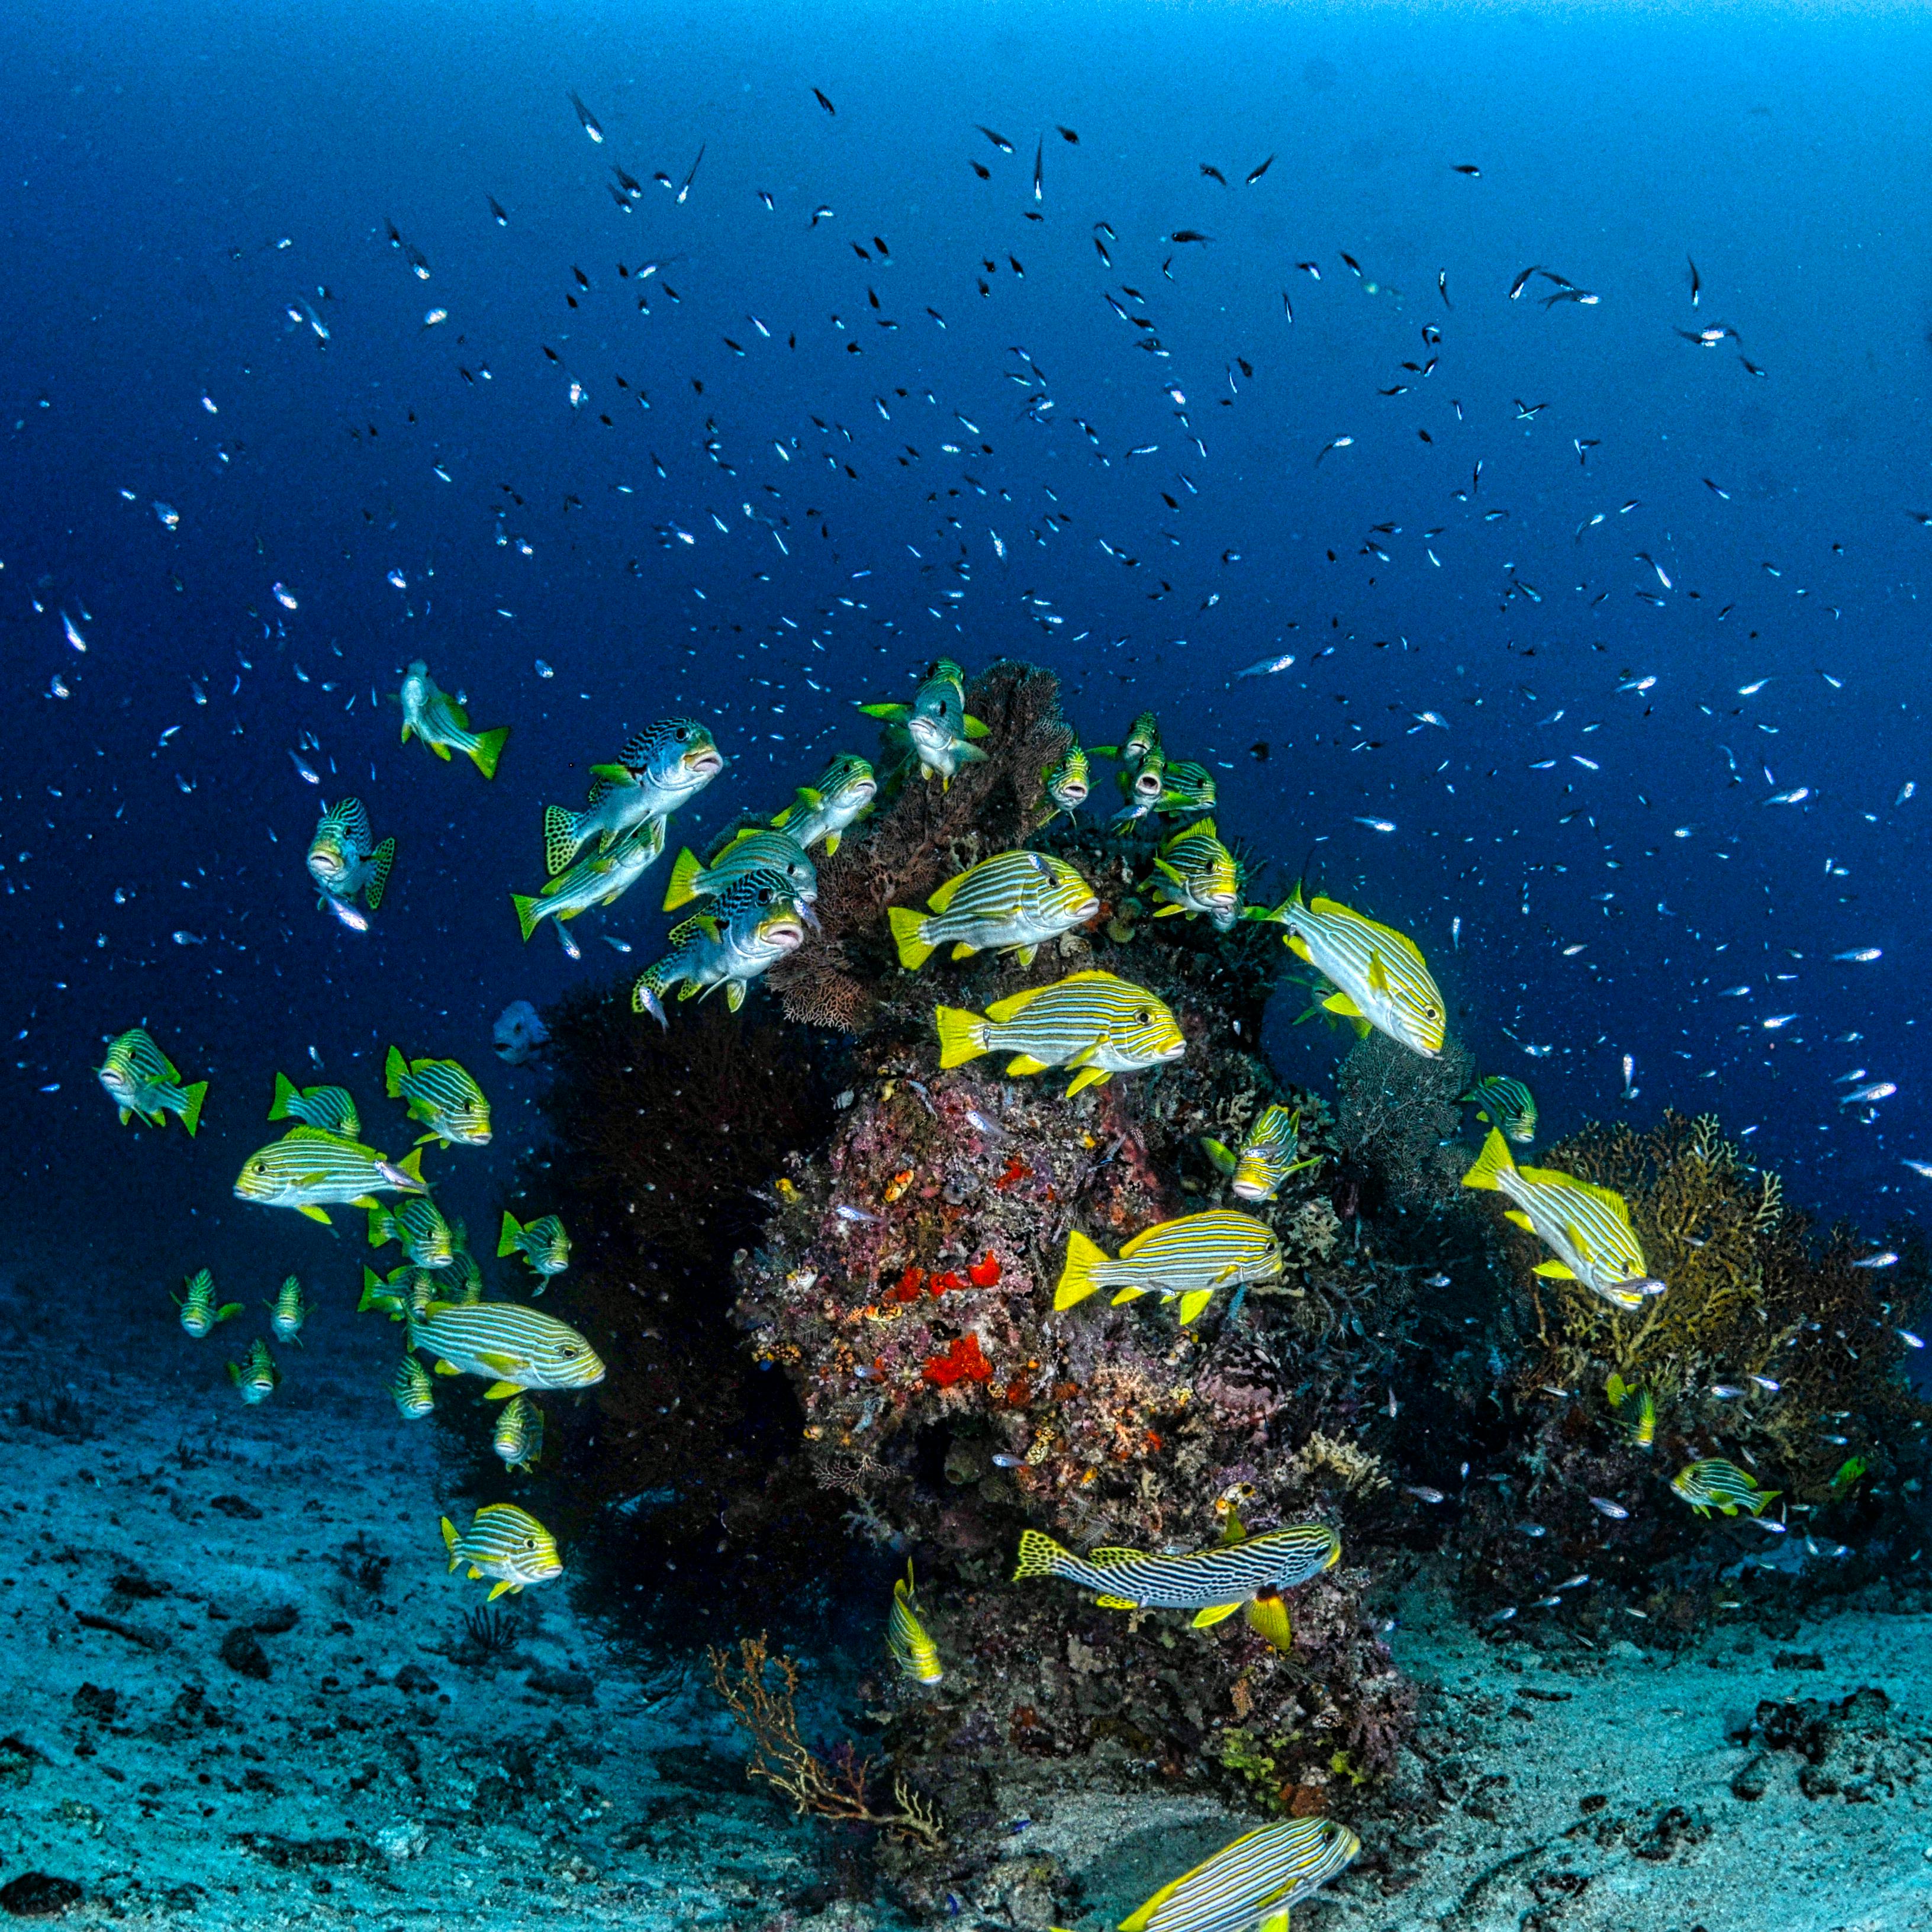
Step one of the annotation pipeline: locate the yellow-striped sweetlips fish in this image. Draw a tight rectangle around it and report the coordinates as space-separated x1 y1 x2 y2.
1606 1373 1656 1450
500 1209 571 1281
1013 1522 1339 1620
1057 1210 1281 1326
1149 820 1242 930
385 1046 491 1147
268 1071 359 1138
1116 758 1215 826
541 717 725 872
1461 1074 1537 1144
1202 1105 1308 1204
1043 743 1090 822
392 1355 435 1420
233 1129 426 1225
176 1268 241 1338
1257 884 1444 1058
441 1503 562 1600
228 1338 281 1405
267 1275 310 1344
97 1027 208 1135
407 1300 606 1397
889 850 1098 970
632 868 809 1024
1090 709 1163 796
1116 1817 1361 1932
1672 1458 1779 1518
1462 1129 1664 1311
511 818 664 943
492 1393 545 1473
664 827 817 915
768 752 876 855
368 1194 457 1270
887 1563 944 1686
305 797 395 914
399 659 509 778
360 1263 439 1321
858 657 990 787
935 971 1184 1096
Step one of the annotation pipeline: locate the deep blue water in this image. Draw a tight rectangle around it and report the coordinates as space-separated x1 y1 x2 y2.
9 0 1932 1289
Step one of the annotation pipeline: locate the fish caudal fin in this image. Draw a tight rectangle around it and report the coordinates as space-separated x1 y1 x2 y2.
888 905 935 970
511 894 540 944
497 1210 522 1258
365 838 395 912
397 1146 427 1186
1012 1528 1071 1582
933 1006 990 1067
178 1081 207 1138
269 1070 300 1121
440 1516 461 1568
1461 1126 1515 1192
541 805 582 878
385 1045 408 1100
1055 1229 1110 1310
469 725 509 779
366 1206 392 1248
663 847 704 911
1747 1486 1780 1517
356 1267 392 1315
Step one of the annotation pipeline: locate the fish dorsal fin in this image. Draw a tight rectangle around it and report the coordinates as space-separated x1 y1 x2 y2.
1087 1545 1145 1566
1519 1165 1631 1225
925 871 965 914
983 984 1049 1024
1117 1223 1171 1258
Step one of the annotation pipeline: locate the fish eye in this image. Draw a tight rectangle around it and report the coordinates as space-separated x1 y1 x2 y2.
1136 1008 1151 1025
1423 1005 1439 1020
558 1344 579 1358
674 726 689 741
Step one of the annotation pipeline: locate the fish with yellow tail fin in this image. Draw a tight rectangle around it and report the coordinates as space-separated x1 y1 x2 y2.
1056 1211 1280 1326
1606 1373 1656 1450
1462 1128 1665 1311
1115 1818 1360 1932
1460 1074 1537 1144
1200 1106 1316 1204
768 752 877 855
441 1503 561 1600
385 1048 491 1148
1672 1458 1779 1518
268 1072 359 1139
1042 744 1090 822
498 1209 571 1283
887 1563 944 1686
857 657 989 786
97 1027 207 1136
933 971 1183 1096
1012 1522 1338 1618
1213 1490 1294 1653
233 1129 426 1225
663 828 817 914
631 870 809 1025
492 1394 545 1473
305 798 395 916
1116 758 1216 826
227 1338 280 1404
361 1263 440 1321
368 1194 458 1270
1148 820 1242 929
175 1268 242 1339
1249 884 1445 1058
512 819 664 942
889 850 1097 970
406 1300 605 1396
541 718 724 871
398 659 509 777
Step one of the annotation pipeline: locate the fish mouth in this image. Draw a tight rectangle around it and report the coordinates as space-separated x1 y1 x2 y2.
764 915 808 949
686 746 725 778
846 778 879 804
1232 1178 1268 1202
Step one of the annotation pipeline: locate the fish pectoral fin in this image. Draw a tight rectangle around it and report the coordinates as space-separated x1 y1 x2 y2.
117 1108 131 1125
1151 903 1184 917
298 1205 333 1225
1321 990 1363 1017
433 1360 463 1376
1190 1601 1242 1628
1366 950 1390 993
1064 1068 1110 1097
1565 1222 1597 1265
487 1581 517 1601
484 1381 522 1400
1012 944 1039 967
1091 1595 1139 1611
431 741 452 760
961 712 991 739
1532 1260 1577 1279
475 1352 524 1374
1503 1210 1536 1231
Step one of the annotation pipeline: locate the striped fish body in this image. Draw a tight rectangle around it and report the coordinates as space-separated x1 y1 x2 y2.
441 1243 486 1304
768 754 876 855
408 1300 606 1395
1463 1074 1537 1144
1091 711 1163 771
903 708 988 784
234 1128 426 1224
887 1566 943 1685
385 1047 491 1147
1672 1458 1779 1518
228 1339 280 1404
369 1194 456 1269
268 1275 310 1344
1119 1818 1361 1932
306 798 396 912
1270 886 1444 1058
176 1268 241 1338
492 1394 545 1473
400 660 510 778
1043 744 1090 820
888 851 1098 970
98 1028 207 1135
542 718 723 871
269 1072 359 1139
1013 1524 1339 1614
1607 1374 1656 1450
934 970 1184 1096
499 1210 571 1280
1463 1129 1662 1310
360 1263 439 1321
1057 1211 1281 1326
441 1503 561 1599
391 1356 435 1420
1206 1105 1304 1203
631 870 808 1025
512 819 663 941
859 661 990 786
664 829 817 912
1149 820 1241 930
1119 759 1215 826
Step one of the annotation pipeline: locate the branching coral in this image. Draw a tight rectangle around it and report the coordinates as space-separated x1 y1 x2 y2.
710 1634 944 1850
